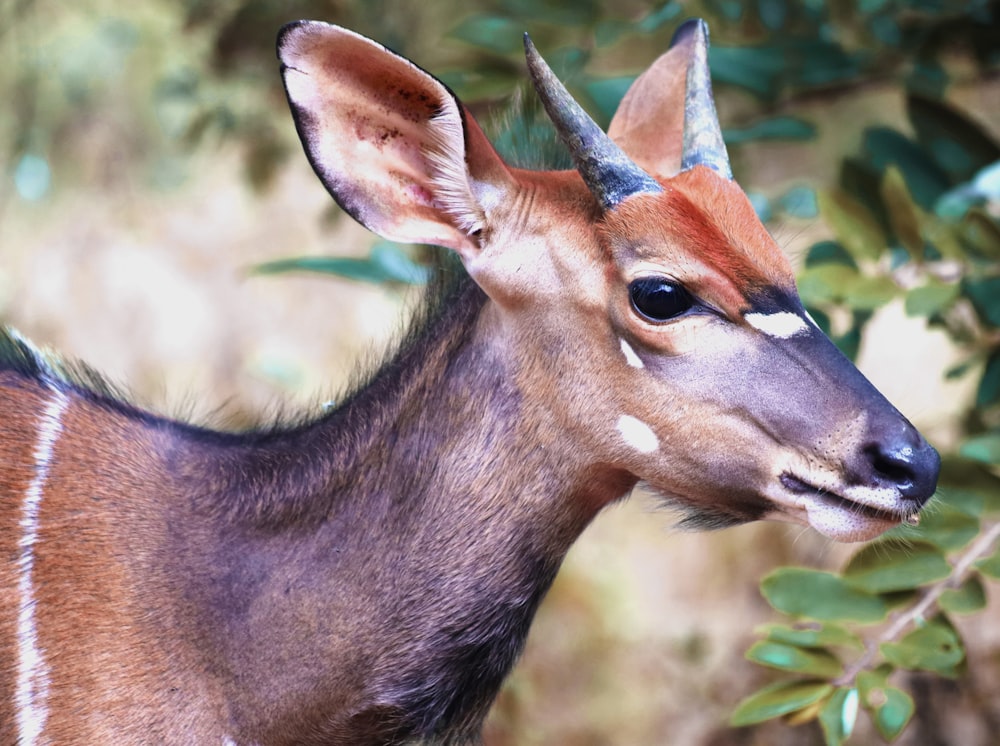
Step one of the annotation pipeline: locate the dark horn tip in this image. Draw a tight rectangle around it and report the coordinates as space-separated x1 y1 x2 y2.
670 18 709 48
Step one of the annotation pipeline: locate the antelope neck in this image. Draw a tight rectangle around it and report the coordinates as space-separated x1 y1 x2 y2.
167 275 629 743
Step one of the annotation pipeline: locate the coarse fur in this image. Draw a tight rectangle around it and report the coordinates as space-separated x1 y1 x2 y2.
0 18 939 746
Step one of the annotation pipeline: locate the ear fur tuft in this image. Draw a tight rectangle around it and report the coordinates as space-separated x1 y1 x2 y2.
426 111 485 237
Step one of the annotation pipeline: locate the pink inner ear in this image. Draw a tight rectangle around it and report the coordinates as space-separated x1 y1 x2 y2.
279 22 480 253
607 38 693 180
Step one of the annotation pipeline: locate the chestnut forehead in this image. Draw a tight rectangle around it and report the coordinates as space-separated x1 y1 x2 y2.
601 167 796 312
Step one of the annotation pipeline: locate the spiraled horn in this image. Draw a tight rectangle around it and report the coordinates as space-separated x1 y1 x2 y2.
524 34 662 210
675 19 732 179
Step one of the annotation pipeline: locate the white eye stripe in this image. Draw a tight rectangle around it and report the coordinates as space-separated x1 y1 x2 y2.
616 415 659 454
619 338 644 369
744 311 809 339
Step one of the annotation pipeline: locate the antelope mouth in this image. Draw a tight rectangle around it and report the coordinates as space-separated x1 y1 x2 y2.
778 472 911 542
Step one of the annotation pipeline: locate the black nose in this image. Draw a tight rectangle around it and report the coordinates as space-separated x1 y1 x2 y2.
864 434 940 507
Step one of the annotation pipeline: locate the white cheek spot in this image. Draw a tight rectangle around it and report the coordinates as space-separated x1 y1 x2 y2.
744 311 809 339
616 415 659 454
619 338 644 369
17 387 69 746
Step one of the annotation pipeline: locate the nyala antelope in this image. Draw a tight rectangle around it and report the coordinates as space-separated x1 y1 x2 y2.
0 18 939 746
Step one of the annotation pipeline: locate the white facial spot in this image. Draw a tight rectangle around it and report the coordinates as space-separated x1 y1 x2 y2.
619 338 644 369
616 415 659 454
744 311 809 339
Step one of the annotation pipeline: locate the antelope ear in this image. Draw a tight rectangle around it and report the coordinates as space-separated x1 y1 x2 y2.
278 21 512 259
607 24 700 179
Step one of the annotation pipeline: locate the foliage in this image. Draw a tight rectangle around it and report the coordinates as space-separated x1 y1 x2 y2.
721 4 1000 742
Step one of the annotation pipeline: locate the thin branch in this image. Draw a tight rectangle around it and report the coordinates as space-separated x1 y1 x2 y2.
834 520 1000 688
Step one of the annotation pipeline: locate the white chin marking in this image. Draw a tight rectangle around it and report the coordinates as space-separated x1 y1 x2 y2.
744 311 809 339
617 415 659 454
804 500 896 543
619 338 644 369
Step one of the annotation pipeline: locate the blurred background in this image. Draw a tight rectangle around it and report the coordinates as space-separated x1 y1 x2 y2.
2 1 999 743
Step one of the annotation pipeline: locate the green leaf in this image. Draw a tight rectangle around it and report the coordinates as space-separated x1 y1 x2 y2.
804 241 858 269
791 39 866 88
746 641 843 677
904 281 959 317
873 687 915 741
252 243 429 286
843 541 951 593
960 433 1000 466
709 45 786 99
253 255 392 284
977 350 1000 409
761 568 888 622
437 67 521 101
908 95 1000 185
449 16 524 55
778 186 819 218
883 499 981 551
939 575 987 615
501 0 601 25
636 2 683 33
756 0 788 30
583 77 633 124
960 210 1000 259
819 190 886 262
371 242 433 283
863 127 951 210
857 664 893 704
805 306 832 336
749 192 773 222
833 324 863 361
758 622 863 650
880 621 964 676
730 680 834 726
869 14 901 46
819 687 858 746
797 264 861 306
907 60 949 100
977 547 1000 579
842 275 899 311
881 166 925 259
938 458 1000 508
708 0 746 22
723 116 816 145
594 20 630 47
964 276 1000 326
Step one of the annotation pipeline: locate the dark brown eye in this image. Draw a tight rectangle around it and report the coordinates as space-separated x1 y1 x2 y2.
629 277 694 322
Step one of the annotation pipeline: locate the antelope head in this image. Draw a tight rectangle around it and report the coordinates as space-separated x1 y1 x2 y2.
279 19 939 542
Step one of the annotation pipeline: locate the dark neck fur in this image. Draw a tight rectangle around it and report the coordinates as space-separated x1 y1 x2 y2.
164 268 625 744
2 265 625 743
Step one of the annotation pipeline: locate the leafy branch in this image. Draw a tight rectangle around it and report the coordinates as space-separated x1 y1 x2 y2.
834 519 1000 691
734 46 1000 744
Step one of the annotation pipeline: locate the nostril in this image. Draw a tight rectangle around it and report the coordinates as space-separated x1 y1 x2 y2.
867 444 915 489
864 438 940 506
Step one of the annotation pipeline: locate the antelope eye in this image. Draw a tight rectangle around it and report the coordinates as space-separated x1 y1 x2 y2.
628 277 694 322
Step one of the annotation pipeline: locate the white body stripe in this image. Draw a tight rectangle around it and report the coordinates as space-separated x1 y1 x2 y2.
744 311 809 339
619 338 644 369
616 414 659 454
17 387 69 746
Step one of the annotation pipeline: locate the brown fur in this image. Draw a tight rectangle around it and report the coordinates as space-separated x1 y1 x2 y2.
0 20 938 746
